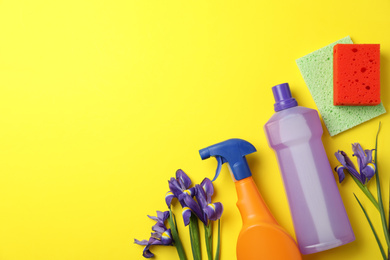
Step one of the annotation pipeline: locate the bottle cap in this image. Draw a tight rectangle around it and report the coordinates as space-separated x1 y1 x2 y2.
272 83 298 112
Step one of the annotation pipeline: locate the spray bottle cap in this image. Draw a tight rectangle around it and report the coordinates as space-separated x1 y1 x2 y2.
272 83 298 112
199 139 256 181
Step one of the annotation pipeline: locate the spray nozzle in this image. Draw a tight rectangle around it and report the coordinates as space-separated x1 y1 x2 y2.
199 138 257 181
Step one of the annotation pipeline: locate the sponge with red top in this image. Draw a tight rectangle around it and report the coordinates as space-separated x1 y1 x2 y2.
296 36 386 136
333 44 380 105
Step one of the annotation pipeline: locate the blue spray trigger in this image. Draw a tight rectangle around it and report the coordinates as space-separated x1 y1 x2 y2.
199 139 257 181
212 156 227 182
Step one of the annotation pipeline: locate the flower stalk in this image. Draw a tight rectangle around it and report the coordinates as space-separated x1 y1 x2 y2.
168 209 187 260
214 220 221 260
354 194 387 260
189 214 202 260
350 174 380 211
334 122 390 258
373 123 390 250
204 223 213 260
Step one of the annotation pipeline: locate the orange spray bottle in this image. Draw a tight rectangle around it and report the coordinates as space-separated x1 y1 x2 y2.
199 139 301 260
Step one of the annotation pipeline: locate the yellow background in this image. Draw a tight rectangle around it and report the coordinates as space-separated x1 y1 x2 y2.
0 0 389 259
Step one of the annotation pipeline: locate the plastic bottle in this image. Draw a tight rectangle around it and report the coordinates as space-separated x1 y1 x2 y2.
264 83 355 254
199 139 302 260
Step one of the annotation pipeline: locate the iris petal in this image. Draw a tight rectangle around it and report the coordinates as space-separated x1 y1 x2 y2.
135 211 173 258
334 143 376 186
165 191 175 208
335 165 346 183
168 178 184 198
151 232 162 240
176 169 192 190
168 171 196 208
152 224 165 233
134 239 149 246
204 202 223 221
182 207 192 226
194 185 208 212
352 143 366 171
147 215 158 221
141 237 169 258
342 151 359 172
183 189 192 196
160 211 170 223
188 187 196 197
200 178 214 203
142 246 154 258
142 237 161 258
183 193 207 224
362 163 376 183
161 229 173 245
335 151 347 166
335 150 363 183
156 211 166 223
364 149 374 166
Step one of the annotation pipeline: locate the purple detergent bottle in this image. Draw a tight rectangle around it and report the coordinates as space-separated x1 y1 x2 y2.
264 83 355 254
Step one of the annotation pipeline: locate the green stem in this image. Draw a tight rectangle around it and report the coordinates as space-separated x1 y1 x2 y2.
354 194 387 260
204 223 213 260
351 174 380 211
168 209 187 260
214 220 221 260
374 122 390 251
189 214 202 260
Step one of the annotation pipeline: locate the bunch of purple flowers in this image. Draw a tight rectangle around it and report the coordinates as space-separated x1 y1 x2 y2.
334 123 389 260
135 169 223 259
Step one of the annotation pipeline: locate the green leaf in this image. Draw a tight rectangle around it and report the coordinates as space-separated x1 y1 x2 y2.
388 180 390 260
354 194 387 260
214 220 221 260
189 214 202 260
374 122 390 250
169 209 187 260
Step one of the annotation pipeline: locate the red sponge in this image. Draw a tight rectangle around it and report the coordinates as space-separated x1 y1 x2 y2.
333 44 380 106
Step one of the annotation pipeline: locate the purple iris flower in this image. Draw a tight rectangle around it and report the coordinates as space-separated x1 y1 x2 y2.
134 211 173 258
184 178 223 225
334 143 376 184
165 169 197 226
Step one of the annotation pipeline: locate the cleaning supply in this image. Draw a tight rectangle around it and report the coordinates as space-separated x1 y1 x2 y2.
199 139 301 260
296 36 386 136
333 44 380 105
264 83 355 254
